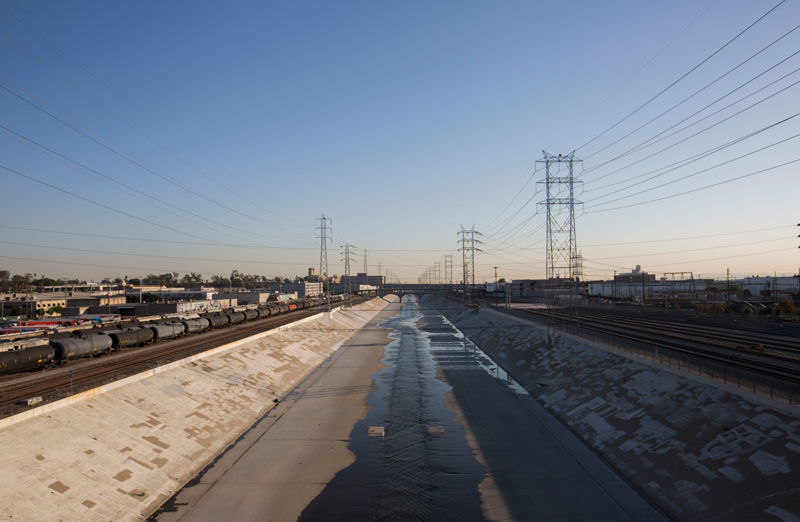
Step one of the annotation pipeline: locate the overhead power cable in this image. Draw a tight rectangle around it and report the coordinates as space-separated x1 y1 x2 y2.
0 126 285 244
581 21 800 163
0 27 307 228
587 122 800 207
575 0 786 153
586 157 800 213
0 80 310 236
0 225 317 251
548 0 721 150
585 112 800 202
0 2 307 225
584 65 800 188
580 225 794 247
0 164 235 245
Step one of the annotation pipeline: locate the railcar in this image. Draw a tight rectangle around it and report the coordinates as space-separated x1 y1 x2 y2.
206 314 229 329
226 312 246 325
0 344 54 375
51 334 113 360
103 328 154 349
147 323 184 341
181 318 210 334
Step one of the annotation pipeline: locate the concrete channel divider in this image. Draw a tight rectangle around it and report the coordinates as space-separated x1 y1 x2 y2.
0 297 392 522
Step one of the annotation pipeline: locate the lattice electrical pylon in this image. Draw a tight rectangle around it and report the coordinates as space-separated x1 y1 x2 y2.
537 151 583 341
444 255 453 285
458 225 482 305
316 215 330 291
362 249 368 286
342 244 357 307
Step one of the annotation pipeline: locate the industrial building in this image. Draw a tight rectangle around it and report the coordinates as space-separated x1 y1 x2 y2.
614 265 656 284
509 279 548 298
588 280 707 299
339 273 385 287
276 282 323 298
0 293 68 317
212 292 271 305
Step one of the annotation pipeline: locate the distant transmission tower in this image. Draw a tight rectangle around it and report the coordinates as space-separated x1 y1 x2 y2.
342 244 357 307
362 249 368 286
316 215 330 292
572 250 584 282
537 151 583 341
444 255 453 285
458 225 482 305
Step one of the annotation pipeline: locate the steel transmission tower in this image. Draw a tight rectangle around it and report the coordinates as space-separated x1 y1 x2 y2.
536 151 583 340
458 226 482 305
316 215 331 292
342 244 357 307
362 249 368 286
444 255 453 285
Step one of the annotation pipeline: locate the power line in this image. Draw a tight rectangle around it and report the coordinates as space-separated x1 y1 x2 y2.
586 126 800 208
0 27 306 227
575 0 786 153
548 0 721 150
584 69 800 191
0 80 311 235
585 112 800 202
582 48 800 181
0 163 238 246
581 21 800 162
0 125 291 244
0 3 308 225
587 157 800 213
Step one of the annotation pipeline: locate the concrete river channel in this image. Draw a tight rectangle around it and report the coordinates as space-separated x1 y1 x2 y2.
300 295 663 521
152 295 664 521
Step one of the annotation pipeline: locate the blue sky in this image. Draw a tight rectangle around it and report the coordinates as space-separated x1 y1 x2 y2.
1 0 798 283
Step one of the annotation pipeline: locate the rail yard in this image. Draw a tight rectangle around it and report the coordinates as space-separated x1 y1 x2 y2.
0 295 356 418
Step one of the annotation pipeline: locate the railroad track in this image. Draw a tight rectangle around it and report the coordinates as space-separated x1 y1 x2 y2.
0 299 365 413
516 307 800 384
574 310 800 355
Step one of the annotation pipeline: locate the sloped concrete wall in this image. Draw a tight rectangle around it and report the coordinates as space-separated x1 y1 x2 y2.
0 299 389 522
423 295 800 522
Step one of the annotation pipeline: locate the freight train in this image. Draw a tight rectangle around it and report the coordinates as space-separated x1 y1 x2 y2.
0 296 346 377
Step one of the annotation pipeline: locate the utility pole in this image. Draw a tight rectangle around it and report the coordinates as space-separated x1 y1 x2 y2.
458 225 482 305
342 244 357 307
494 266 498 307
537 151 582 341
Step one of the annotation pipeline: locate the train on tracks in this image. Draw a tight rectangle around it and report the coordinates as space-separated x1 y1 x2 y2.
0 296 345 377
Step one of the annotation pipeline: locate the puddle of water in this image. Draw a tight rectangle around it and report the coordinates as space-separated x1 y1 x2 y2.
417 302 528 396
298 295 486 522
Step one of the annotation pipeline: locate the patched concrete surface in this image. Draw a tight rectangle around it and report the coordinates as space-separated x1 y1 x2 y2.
423 295 800 522
149 301 400 522
0 298 391 522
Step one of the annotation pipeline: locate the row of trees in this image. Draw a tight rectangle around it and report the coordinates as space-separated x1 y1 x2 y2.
0 269 318 293
0 271 85 293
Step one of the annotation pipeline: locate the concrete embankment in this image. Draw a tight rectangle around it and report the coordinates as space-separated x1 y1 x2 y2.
0 298 394 522
422 295 800 522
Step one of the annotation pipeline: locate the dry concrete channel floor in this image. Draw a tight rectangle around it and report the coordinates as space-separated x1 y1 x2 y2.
152 296 665 522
